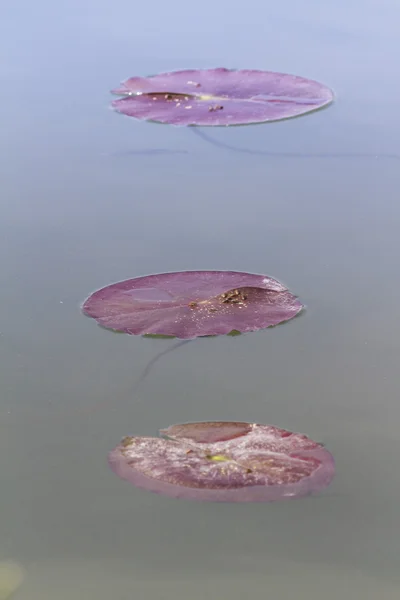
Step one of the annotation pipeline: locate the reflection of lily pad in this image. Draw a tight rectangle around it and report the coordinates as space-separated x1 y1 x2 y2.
111 68 334 126
109 421 335 502
143 331 242 339
0 562 24 600
82 270 303 340
142 333 176 339
97 325 126 334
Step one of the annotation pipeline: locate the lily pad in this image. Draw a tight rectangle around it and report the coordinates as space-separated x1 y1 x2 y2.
108 421 335 502
82 270 303 339
111 67 334 126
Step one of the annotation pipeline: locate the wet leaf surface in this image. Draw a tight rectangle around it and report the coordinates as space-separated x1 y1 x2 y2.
111 68 334 126
82 270 303 339
109 421 335 502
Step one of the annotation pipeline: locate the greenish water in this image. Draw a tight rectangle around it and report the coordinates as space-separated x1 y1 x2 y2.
1 1 400 598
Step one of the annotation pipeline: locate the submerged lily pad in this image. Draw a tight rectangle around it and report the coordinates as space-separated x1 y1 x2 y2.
108 421 335 502
82 270 303 339
0 562 24 600
111 67 334 126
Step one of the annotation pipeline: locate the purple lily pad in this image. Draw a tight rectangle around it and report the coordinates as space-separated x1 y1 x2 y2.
108 421 335 502
82 270 303 339
111 67 334 127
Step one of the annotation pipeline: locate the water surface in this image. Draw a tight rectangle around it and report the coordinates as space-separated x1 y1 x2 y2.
1 1 400 598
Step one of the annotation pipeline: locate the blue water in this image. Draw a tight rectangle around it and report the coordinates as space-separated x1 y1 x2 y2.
1 1 400 597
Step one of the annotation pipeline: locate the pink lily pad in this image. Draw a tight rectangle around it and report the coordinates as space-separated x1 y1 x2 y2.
111 67 334 126
108 421 335 502
82 270 303 339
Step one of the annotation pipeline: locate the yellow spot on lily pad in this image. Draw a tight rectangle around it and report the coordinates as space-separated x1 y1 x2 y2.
206 454 230 462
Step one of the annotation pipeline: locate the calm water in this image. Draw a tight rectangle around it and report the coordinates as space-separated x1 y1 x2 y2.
1 1 400 598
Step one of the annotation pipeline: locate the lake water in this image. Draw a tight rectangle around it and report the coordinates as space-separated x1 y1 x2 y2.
2 1 400 598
